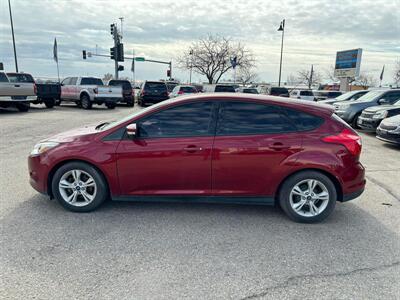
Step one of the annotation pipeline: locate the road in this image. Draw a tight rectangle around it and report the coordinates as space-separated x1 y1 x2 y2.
1 104 399 299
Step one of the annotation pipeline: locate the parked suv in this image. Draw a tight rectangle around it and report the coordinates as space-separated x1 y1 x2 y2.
334 89 400 127
28 94 365 223
290 89 315 101
108 79 134 107
358 99 400 131
0 72 36 112
138 81 169 106
267 86 289 97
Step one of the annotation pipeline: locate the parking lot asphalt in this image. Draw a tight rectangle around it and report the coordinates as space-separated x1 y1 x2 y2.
1 104 399 299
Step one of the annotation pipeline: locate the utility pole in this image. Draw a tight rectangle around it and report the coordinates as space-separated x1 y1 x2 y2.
277 19 285 87
8 0 18 72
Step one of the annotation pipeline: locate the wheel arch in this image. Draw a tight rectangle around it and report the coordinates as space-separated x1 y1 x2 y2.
275 168 343 203
47 159 110 199
79 91 91 101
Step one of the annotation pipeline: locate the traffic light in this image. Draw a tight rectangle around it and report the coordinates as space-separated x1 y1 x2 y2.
118 65 124 71
167 69 171 77
110 47 116 60
110 24 115 36
82 50 86 60
117 43 124 62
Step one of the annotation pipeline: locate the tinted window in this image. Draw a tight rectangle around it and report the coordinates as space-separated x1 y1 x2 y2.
283 108 324 131
139 102 214 138
80 78 103 85
217 102 295 135
300 91 314 96
270 87 288 95
328 92 342 97
352 91 367 100
109 80 132 89
215 85 235 92
0 73 8 82
166 83 178 92
7 73 34 83
382 91 400 103
145 82 167 92
180 86 197 93
243 88 258 94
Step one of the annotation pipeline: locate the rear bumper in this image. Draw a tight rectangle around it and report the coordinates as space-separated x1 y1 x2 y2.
140 96 169 105
0 96 37 102
93 97 121 103
340 162 366 201
342 187 365 202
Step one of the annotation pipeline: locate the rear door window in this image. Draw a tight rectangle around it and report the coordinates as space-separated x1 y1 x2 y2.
300 91 314 96
216 101 296 135
283 108 324 131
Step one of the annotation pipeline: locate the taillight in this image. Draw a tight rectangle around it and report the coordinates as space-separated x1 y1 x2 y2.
321 128 362 156
178 90 184 95
141 90 146 96
33 84 37 95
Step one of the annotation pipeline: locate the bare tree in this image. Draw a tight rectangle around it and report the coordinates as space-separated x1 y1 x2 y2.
324 65 338 82
178 34 255 84
286 73 298 85
356 73 378 89
297 68 322 88
102 73 113 82
237 67 259 85
394 59 400 87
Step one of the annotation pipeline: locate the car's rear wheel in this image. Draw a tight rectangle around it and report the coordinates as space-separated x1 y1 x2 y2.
52 162 108 212
44 99 55 108
278 171 337 223
81 94 92 109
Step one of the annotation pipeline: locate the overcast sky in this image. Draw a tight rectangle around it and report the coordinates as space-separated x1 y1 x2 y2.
0 0 399 84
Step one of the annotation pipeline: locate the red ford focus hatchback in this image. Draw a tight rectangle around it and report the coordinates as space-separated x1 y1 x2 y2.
28 94 365 223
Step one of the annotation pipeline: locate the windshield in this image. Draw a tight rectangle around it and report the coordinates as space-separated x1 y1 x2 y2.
81 78 104 85
355 90 384 102
181 86 197 93
335 91 359 101
145 82 167 92
109 80 132 89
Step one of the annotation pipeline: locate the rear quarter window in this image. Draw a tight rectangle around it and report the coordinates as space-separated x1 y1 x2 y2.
0 73 9 82
283 108 324 131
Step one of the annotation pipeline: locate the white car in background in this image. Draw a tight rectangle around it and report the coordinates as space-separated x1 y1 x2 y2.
290 89 315 101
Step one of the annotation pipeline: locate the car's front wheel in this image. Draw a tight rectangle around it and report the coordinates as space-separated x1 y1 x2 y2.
278 171 337 223
52 162 108 212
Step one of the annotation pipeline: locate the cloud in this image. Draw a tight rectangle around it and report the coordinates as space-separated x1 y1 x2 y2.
0 0 399 83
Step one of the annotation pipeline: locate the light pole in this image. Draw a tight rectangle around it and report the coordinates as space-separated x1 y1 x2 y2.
277 19 285 87
8 0 18 72
189 49 193 84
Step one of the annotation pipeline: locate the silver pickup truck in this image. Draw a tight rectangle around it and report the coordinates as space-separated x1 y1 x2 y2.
60 76 123 109
0 72 37 112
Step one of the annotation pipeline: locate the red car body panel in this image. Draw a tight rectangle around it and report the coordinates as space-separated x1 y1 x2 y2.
28 94 365 203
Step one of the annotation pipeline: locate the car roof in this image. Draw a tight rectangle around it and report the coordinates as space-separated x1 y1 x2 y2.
164 93 334 116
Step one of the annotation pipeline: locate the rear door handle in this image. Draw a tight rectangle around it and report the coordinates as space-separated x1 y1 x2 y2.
269 142 290 150
183 145 203 153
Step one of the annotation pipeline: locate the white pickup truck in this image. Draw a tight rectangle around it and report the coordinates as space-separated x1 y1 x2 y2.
60 76 123 109
0 72 37 112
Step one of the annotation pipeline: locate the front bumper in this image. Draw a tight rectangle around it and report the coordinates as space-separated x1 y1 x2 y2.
357 117 381 131
28 154 49 194
334 110 352 122
376 129 400 145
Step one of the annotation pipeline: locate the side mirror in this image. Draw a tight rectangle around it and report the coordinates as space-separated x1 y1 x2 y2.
126 123 137 137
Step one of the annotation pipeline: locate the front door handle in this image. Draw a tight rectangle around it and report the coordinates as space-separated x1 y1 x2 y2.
183 145 203 153
269 142 290 150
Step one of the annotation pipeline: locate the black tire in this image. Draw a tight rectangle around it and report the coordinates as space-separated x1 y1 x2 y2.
51 162 108 212
81 94 92 109
16 102 30 112
352 113 361 128
126 98 134 107
106 103 116 109
278 171 337 223
44 99 55 108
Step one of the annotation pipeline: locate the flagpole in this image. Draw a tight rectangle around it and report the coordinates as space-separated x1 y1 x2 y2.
56 60 60 83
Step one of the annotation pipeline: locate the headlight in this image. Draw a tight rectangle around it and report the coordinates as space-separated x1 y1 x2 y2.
372 111 388 119
31 141 60 156
392 126 400 133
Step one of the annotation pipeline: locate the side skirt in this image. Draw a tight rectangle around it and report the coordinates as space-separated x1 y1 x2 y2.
112 195 275 206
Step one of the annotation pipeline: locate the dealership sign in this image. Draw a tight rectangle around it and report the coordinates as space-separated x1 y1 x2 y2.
334 48 362 78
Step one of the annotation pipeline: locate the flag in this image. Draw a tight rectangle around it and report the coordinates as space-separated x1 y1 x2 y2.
380 65 385 81
53 38 58 63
